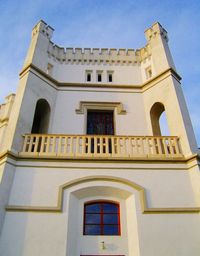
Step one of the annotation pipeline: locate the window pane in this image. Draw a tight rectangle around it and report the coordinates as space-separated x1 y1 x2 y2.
103 203 118 213
84 201 120 236
103 225 119 235
87 74 91 81
85 225 101 235
85 203 101 213
85 214 101 224
103 214 118 224
98 74 102 82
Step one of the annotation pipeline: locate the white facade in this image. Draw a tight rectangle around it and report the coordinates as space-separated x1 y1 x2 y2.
0 20 200 256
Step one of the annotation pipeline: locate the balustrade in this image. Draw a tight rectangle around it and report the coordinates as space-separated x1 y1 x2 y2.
20 134 183 159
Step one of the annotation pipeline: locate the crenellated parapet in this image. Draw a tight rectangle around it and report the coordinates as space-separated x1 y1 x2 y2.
0 94 15 126
32 20 54 40
145 22 168 42
47 43 151 65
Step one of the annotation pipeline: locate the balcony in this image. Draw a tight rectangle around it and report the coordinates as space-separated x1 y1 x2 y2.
19 134 183 160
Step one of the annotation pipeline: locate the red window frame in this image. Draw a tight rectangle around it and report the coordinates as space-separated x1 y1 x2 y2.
83 200 121 236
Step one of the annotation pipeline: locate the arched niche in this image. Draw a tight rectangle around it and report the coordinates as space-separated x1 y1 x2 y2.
150 102 169 136
65 181 140 256
31 99 50 134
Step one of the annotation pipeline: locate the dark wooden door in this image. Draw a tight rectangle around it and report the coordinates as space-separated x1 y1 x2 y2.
87 110 114 135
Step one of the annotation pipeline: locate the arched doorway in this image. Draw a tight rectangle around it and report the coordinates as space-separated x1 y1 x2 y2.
150 102 169 136
31 99 50 134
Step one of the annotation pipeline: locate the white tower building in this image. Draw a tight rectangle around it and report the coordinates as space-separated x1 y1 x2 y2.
0 20 200 256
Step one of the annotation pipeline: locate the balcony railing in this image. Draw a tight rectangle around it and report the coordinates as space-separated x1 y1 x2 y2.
19 134 183 160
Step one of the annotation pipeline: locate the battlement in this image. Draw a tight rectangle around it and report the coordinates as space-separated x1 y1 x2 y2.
145 22 168 42
0 94 15 124
28 20 173 66
47 43 151 64
32 20 54 40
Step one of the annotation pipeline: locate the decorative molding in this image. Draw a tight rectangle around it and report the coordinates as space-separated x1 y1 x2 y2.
6 176 200 214
0 150 199 164
19 63 181 91
75 101 126 115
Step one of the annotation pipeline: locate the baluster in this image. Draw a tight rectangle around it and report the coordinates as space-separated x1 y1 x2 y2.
52 136 55 154
22 135 28 152
82 136 86 154
137 137 143 156
174 137 180 155
116 137 120 156
57 136 62 155
168 138 174 155
105 137 109 155
148 138 153 155
140 137 145 155
69 136 73 155
143 137 148 155
44 136 48 154
134 138 137 155
100 137 103 155
93 136 97 155
132 138 136 156
28 135 34 153
128 137 133 157
39 135 45 154
156 138 162 155
122 137 126 156
162 137 168 156
65 136 69 154
33 136 39 153
88 136 91 154
151 138 156 155
76 136 80 155
111 137 115 155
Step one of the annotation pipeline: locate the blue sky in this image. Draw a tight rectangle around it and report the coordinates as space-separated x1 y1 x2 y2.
0 0 200 145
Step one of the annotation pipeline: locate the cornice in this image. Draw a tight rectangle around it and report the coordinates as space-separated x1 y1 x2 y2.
75 101 126 115
19 63 182 92
0 150 199 166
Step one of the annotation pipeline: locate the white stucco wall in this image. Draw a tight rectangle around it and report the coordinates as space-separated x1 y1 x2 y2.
51 88 148 136
0 160 200 256
47 60 143 85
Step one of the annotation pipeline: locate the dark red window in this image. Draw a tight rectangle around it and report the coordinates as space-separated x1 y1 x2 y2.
83 201 120 235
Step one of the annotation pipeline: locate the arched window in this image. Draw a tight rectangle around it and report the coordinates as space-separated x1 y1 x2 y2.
83 201 120 235
150 102 169 136
31 99 50 134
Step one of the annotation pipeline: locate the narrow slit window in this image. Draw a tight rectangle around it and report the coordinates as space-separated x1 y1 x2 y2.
86 71 92 82
97 73 102 82
107 71 113 82
47 63 53 76
145 66 152 79
87 73 91 82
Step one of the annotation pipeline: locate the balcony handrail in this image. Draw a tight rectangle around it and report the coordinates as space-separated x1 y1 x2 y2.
22 133 181 138
20 134 183 159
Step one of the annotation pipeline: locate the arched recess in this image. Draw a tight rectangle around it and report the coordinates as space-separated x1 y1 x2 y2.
150 102 169 136
31 99 50 134
65 178 141 256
